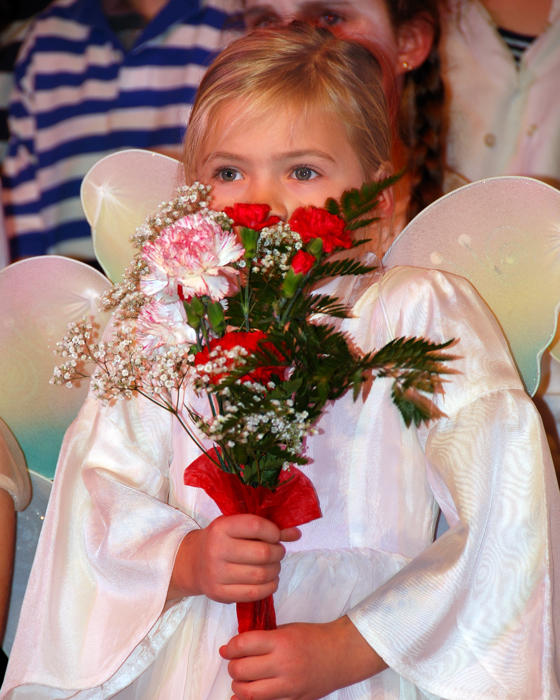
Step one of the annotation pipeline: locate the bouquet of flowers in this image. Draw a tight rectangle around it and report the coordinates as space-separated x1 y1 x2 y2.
53 178 454 631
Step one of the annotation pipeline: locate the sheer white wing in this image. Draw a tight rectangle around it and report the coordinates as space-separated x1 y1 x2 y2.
1 150 185 480
81 149 185 282
384 176 560 395
0 256 111 480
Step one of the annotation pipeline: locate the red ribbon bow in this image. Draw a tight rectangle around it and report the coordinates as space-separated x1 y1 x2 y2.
184 450 321 632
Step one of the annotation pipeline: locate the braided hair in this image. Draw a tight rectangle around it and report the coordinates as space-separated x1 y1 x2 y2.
387 1 445 218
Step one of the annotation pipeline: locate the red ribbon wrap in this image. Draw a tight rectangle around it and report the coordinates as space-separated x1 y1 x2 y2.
184 450 322 632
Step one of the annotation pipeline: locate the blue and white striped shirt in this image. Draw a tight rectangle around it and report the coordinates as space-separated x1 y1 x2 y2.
2 0 241 260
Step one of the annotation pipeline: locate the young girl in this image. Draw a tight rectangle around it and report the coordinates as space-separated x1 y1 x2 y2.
2 24 559 700
241 0 445 226
0 419 30 686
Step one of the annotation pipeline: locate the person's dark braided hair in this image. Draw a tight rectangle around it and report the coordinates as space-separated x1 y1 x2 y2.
387 1 444 219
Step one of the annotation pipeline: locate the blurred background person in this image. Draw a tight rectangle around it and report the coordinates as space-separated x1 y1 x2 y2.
0 1 52 161
440 0 560 190
0 0 52 268
1 0 241 264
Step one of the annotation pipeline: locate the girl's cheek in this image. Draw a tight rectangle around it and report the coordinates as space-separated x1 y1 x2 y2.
208 186 239 211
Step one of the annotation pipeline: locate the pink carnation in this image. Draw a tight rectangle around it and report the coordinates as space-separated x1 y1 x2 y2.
136 299 196 353
141 212 244 301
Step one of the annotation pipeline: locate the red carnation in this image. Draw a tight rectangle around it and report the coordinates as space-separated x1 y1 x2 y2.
288 206 352 253
224 204 281 231
194 330 284 384
290 250 316 275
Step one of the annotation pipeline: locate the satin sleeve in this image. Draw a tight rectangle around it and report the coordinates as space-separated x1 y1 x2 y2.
0 417 31 512
348 267 560 699
3 389 199 692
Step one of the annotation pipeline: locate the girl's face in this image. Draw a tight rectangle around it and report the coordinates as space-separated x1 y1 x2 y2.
195 100 369 220
243 0 399 63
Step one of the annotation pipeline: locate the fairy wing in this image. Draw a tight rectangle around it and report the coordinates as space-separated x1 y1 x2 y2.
0 256 111 480
81 148 185 282
383 176 560 396
1 150 183 480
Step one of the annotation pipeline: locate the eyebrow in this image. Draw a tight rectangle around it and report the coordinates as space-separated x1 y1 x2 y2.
242 5 275 19
203 149 337 165
280 149 337 163
202 152 250 166
243 1 350 18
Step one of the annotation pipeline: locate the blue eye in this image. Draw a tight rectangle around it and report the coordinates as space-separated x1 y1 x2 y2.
292 166 318 181
216 167 241 182
317 12 344 27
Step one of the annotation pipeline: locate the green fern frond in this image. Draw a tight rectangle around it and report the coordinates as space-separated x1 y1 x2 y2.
315 258 377 278
339 172 403 227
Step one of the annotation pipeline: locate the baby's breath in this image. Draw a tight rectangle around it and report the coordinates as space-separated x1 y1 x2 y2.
251 222 303 276
52 178 454 491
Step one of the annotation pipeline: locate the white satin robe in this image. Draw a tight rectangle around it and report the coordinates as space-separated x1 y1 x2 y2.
2 266 559 699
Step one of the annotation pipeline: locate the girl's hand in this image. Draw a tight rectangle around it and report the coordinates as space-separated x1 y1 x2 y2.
168 514 301 603
220 616 387 700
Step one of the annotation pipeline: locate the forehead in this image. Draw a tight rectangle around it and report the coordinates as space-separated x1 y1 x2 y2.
209 96 343 137
201 96 357 158
207 82 342 137
243 0 389 19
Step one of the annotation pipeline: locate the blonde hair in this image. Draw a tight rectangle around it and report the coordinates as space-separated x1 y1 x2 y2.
183 23 393 182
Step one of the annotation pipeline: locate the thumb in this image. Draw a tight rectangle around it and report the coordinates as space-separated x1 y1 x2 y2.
279 526 301 542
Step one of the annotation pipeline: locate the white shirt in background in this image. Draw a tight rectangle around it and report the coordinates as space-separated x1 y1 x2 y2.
440 0 560 190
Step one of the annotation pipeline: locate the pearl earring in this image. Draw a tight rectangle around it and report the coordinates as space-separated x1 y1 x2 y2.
402 59 410 70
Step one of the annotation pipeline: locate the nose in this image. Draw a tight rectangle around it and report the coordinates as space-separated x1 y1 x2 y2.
245 178 290 220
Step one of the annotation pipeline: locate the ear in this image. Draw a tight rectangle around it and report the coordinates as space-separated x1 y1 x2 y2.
395 15 435 75
371 163 395 220
376 184 394 219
